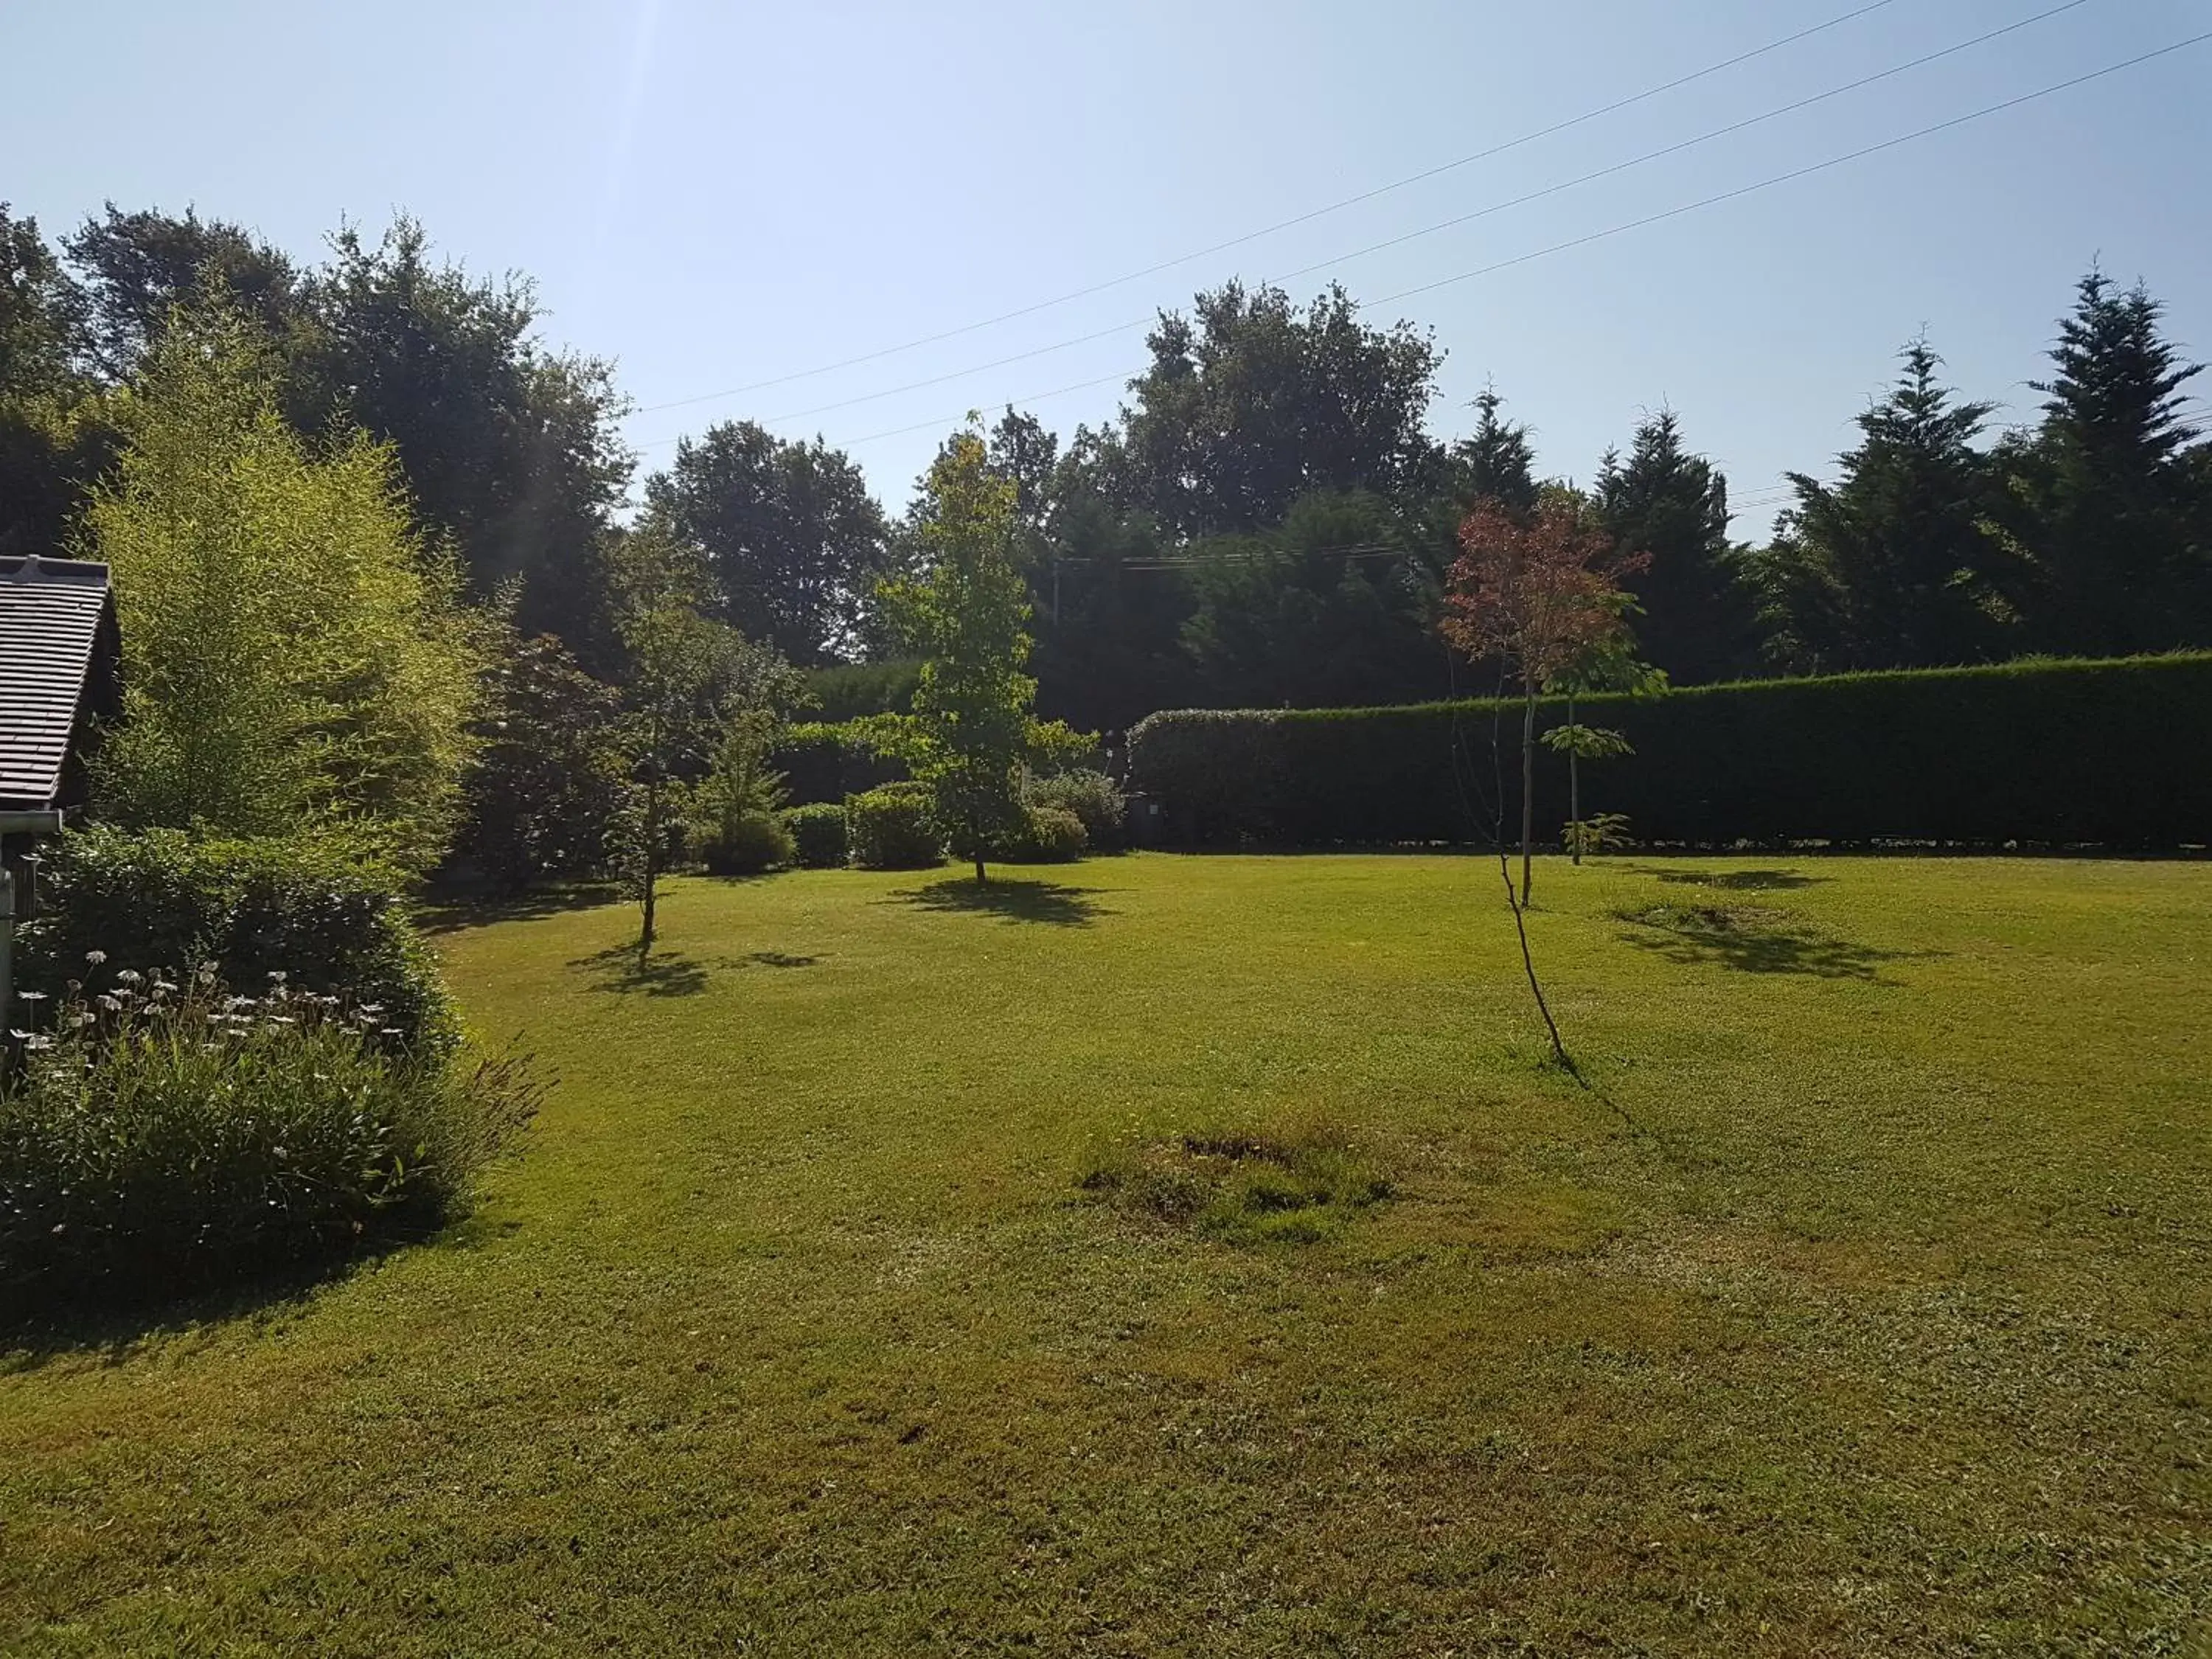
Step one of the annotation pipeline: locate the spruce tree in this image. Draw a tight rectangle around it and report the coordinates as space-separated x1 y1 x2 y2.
1450 388 1538 513
2003 272 2206 652
1596 410 1750 684
1769 340 2009 669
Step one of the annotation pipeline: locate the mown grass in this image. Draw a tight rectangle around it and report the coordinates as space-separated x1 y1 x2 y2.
2 853 2207 1655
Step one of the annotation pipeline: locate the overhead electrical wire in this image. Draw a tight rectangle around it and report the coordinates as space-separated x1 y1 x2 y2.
632 0 1904 417
734 29 2212 457
633 0 2096 444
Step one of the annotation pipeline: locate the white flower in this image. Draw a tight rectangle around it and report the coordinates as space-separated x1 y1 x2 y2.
83 950 108 967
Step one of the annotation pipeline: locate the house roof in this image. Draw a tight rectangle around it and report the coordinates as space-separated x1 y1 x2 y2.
0 554 116 811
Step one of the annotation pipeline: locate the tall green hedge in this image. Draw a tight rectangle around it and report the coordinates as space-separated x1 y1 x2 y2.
773 721 908 806
1126 653 2212 849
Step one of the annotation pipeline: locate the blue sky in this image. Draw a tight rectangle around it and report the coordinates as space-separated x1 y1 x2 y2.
4 0 2208 528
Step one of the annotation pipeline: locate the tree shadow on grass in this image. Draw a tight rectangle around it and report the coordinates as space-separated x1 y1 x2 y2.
1 1238 420 1371
1624 865 1829 892
415 883 622 936
568 943 821 995
1614 902 1935 983
886 876 1115 928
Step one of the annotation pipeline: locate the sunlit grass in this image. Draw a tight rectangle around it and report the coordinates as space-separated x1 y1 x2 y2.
2 853 2206 1655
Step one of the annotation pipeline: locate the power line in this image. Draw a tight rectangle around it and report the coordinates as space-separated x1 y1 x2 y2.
635 30 2211 459
638 0 2095 442
630 0 1905 417
1368 31 2212 308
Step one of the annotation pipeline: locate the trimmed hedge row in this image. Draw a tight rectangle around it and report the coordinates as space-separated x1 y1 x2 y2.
774 722 908 806
18 827 460 1051
1127 653 2212 849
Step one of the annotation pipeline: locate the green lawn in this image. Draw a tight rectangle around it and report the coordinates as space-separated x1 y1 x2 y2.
4 854 2208 1655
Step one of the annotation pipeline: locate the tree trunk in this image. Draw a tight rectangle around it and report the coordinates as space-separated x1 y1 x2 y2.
639 779 659 963
970 808 987 884
1520 689 1537 906
1568 692 1582 866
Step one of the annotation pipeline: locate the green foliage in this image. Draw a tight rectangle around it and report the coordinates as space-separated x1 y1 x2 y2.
1026 768 1126 851
0 975 539 1314
686 644 804 877
694 810 793 877
1127 653 2212 849
779 803 850 869
2000 273 2208 654
643 420 892 664
1756 340 2011 672
804 658 923 721
296 218 632 656
1559 812 1636 855
1540 723 1634 762
1596 409 1755 683
605 525 735 953
453 631 627 891
992 804 1087 864
773 720 908 805
844 784 945 871
1099 282 1444 538
877 428 1041 879
84 299 485 875
1178 489 1450 710
17 826 460 1054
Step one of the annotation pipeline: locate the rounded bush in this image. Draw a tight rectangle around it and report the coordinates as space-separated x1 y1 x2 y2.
1028 769 1126 851
997 804 1088 864
846 784 944 870
698 809 794 876
0 978 540 1315
18 827 459 1055
781 803 849 869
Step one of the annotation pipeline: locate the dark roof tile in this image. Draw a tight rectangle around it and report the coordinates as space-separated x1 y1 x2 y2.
0 555 115 810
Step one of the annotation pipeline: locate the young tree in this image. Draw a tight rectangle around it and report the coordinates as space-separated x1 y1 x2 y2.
1543 630 1664 864
877 427 1039 883
606 525 726 960
86 299 484 873
1441 495 1644 905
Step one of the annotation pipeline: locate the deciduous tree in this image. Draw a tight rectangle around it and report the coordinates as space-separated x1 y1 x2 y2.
877 428 1039 883
643 419 888 664
86 299 484 873
1441 495 1644 905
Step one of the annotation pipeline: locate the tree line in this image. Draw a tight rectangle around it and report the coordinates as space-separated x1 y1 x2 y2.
4 202 2207 740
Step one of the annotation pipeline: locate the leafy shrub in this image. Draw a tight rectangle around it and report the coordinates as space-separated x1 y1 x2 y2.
18 827 457 1053
845 783 944 870
993 804 1088 863
1561 812 1636 855
782 803 849 869
697 809 794 876
0 973 540 1315
453 633 627 891
1127 653 2212 849
804 658 923 721
1028 768 1126 851
1078 1122 1391 1246
774 720 908 806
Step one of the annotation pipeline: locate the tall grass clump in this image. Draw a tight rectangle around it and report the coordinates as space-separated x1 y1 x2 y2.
0 964 541 1317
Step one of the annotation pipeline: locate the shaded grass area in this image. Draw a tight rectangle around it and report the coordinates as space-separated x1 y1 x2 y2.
2 855 2208 1655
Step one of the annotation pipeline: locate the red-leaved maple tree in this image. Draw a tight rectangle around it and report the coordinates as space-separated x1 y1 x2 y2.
1441 495 1646 906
